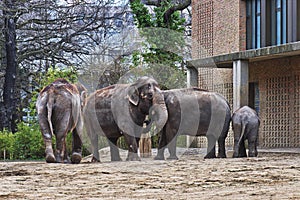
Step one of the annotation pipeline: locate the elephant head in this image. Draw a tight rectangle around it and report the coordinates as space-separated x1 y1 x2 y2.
112 76 168 138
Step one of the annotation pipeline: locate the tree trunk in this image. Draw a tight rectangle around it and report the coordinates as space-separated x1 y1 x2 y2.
1 0 18 132
139 132 152 158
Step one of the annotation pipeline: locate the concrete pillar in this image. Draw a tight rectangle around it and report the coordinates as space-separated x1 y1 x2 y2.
186 67 198 147
233 60 249 112
187 67 198 87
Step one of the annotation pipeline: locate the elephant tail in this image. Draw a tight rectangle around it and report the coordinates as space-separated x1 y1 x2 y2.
238 122 247 146
47 94 55 137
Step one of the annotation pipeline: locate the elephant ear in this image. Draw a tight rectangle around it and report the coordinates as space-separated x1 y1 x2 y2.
128 86 139 106
80 90 87 107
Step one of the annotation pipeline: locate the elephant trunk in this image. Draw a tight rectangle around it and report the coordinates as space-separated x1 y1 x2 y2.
143 89 168 134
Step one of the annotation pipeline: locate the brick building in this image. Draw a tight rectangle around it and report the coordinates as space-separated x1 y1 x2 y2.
188 0 300 148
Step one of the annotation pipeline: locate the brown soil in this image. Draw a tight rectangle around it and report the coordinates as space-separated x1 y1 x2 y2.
0 148 300 199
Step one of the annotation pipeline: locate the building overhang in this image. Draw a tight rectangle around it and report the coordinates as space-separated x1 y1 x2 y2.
187 41 300 69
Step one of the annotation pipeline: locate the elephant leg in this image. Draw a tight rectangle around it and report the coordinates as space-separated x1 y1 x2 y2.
233 138 240 158
217 136 227 158
238 140 247 157
38 113 55 163
255 136 258 157
248 141 256 157
108 137 122 161
204 135 217 159
44 139 56 163
55 134 69 163
167 135 178 160
248 131 258 157
52 112 71 163
218 116 230 158
123 134 141 161
154 130 167 160
233 123 243 158
71 127 82 164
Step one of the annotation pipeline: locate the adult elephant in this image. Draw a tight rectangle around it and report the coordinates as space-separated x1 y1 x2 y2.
36 78 87 163
232 106 260 158
153 88 231 160
84 76 168 162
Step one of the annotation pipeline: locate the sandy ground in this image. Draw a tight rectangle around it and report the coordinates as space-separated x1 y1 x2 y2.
1 148 300 200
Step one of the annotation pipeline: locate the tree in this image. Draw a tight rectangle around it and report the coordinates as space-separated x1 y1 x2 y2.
129 0 191 89
1 0 18 132
0 0 128 132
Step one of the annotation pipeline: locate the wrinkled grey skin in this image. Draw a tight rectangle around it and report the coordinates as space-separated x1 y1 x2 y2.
232 106 260 158
154 88 231 160
36 79 87 164
84 76 168 162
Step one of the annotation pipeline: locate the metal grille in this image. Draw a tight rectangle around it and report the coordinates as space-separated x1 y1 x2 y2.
194 0 214 59
198 68 214 90
263 76 291 147
293 75 300 147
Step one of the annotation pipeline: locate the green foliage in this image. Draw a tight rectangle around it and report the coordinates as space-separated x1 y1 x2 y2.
130 0 185 30
0 122 91 161
129 0 187 89
0 123 44 160
12 122 45 160
0 129 15 159
130 0 153 28
37 66 78 88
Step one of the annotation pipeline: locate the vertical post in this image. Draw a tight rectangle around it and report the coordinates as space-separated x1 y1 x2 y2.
187 67 198 88
186 66 199 147
139 116 152 158
233 60 249 112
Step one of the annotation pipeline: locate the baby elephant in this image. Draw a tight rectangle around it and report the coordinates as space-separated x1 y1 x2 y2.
232 106 260 158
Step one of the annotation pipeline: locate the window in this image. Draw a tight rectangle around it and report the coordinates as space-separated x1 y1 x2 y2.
246 0 261 49
249 82 260 115
246 0 300 49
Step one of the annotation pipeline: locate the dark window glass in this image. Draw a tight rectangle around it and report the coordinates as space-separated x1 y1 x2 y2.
246 0 299 49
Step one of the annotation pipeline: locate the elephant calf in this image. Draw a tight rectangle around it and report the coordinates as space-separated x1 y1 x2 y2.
154 88 231 160
232 106 260 158
36 78 86 163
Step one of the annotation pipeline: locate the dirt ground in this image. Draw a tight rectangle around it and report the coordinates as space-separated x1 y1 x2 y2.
1 148 300 200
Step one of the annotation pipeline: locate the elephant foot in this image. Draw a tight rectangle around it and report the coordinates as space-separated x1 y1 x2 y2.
154 155 165 160
167 155 178 160
111 156 122 162
239 154 247 158
110 154 122 162
45 153 56 163
91 156 100 163
204 154 217 159
126 153 141 161
217 154 227 158
71 152 82 164
63 157 70 164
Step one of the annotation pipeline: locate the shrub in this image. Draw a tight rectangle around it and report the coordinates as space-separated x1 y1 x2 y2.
0 130 14 160
13 122 45 160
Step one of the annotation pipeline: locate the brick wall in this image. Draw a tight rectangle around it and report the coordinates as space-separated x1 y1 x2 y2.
192 0 245 59
192 0 300 148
